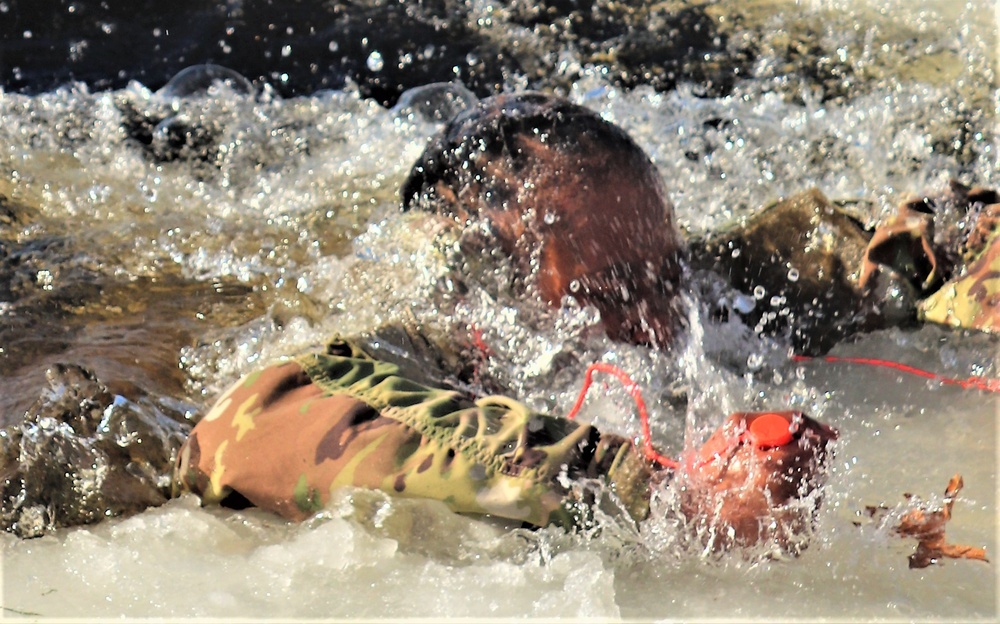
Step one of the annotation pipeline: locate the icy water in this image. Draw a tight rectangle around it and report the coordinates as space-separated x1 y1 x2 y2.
2 0 998 620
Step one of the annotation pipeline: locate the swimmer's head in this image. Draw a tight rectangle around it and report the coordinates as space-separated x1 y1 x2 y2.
402 92 685 347
681 410 838 551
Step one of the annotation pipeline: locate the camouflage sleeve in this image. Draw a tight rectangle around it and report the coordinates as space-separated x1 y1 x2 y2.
919 200 1000 332
859 183 1000 333
173 342 655 528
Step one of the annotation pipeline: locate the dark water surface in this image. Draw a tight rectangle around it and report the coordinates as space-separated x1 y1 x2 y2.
1 0 731 103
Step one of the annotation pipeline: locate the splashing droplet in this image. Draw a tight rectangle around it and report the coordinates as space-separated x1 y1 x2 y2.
367 51 384 72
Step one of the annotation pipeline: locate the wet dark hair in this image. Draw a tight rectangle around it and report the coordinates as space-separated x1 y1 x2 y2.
401 92 663 218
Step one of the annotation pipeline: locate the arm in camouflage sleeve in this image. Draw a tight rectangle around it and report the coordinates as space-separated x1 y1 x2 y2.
173 338 654 529
174 338 837 546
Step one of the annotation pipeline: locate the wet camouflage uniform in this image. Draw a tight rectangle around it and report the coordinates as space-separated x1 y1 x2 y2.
859 182 1000 333
173 339 654 529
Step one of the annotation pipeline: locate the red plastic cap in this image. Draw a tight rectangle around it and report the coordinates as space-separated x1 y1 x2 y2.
748 413 794 448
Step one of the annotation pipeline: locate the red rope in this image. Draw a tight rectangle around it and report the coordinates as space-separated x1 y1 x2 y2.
792 355 1000 393
565 362 680 469
564 354 998 472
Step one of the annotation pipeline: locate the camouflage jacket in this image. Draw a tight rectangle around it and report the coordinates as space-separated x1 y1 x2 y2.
919 198 1000 332
859 182 1000 333
173 339 655 529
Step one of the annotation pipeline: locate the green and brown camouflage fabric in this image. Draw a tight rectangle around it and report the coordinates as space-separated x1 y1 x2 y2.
859 182 1000 334
919 199 1000 332
173 339 655 529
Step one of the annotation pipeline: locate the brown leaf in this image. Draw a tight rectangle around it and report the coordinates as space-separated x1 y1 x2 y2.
891 474 989 569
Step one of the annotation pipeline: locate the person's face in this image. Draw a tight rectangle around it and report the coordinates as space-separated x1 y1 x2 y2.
479 134 684 346
680 411 838 549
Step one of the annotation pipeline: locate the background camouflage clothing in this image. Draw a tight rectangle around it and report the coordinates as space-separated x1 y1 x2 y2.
919 199 1000 332
859 182 1000 334
173 339 655 529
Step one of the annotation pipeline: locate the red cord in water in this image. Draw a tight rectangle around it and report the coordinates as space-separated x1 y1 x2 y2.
564 355 998 470
565 362 680 469
792 354 1000 393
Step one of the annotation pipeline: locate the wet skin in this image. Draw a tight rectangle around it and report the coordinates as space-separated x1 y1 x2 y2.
403 92 685 348
679 411 838 548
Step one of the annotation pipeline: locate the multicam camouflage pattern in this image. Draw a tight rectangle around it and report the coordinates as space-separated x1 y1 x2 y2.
919 200 1000 332
173 339 654 529
859 182 1000 334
